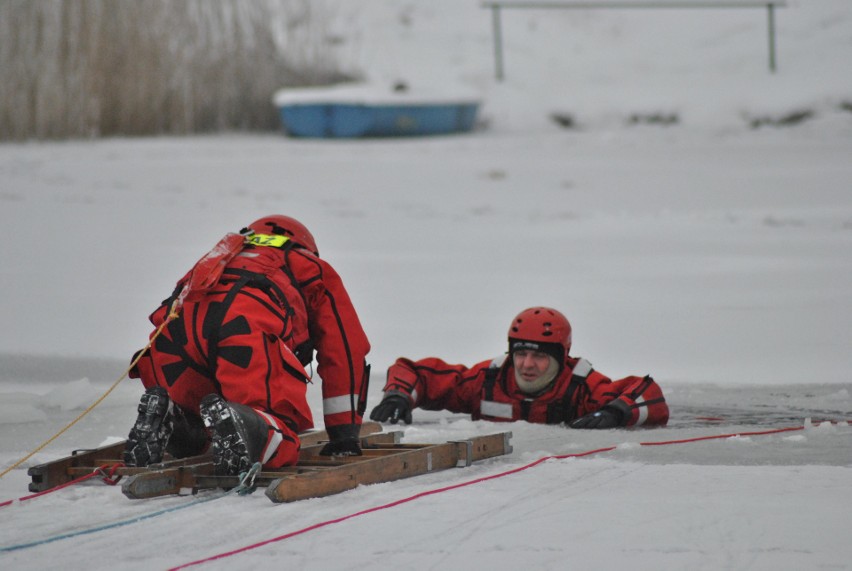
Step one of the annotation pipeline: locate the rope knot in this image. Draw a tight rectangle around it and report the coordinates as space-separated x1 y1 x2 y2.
95 463 125 486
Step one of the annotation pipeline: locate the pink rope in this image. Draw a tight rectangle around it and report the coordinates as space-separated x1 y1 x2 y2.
169 424 805 570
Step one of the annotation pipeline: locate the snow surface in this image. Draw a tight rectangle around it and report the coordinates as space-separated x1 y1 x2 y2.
273 83 482 106
1 1 851 569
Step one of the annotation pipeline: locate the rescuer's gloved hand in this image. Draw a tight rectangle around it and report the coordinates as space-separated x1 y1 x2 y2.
569 406 624 429
369 394 413 425
319 424 363 456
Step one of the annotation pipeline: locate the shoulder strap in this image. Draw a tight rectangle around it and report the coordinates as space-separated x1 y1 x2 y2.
203 274 253 376
279 249 315 365
203 268 300 374
482 354 506 401
546 358 593 424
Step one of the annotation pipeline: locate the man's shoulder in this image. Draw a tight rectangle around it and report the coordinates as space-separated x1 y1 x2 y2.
285 248 331 279
485 354 507 370
566 356 594 372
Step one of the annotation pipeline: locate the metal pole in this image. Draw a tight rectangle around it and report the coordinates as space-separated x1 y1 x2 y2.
767 3 777 73
491 5 505 81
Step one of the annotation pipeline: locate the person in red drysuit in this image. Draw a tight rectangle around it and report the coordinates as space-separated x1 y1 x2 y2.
370 307 668 429
124 215 371 475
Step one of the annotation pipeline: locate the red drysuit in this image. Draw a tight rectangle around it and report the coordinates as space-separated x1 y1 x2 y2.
131 240 371 467
382 355 668 426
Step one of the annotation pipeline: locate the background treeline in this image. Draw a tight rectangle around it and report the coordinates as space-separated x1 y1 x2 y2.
0 0 353 140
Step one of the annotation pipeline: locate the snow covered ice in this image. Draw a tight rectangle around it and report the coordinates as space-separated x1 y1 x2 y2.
1 1 852 569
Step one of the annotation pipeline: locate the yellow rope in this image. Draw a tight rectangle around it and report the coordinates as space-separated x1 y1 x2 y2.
0 303 180 480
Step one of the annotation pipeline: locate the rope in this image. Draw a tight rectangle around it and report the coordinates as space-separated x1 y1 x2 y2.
637 425 803 446
0 458 259 553
1 230 247 480
0 304 180 481
0 488 228 553
169 424 807 570
0 463 124 509
1 460 257 553
233 462 262 496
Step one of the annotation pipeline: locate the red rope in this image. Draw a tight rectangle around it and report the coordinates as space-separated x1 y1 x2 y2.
169 424 805 570
636 425 803 447
0 463 124 508
95 463 125 486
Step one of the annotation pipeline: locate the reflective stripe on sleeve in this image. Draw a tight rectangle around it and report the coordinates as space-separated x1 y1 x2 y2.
634 396 649 426
323 394 356 416
480 400 513 419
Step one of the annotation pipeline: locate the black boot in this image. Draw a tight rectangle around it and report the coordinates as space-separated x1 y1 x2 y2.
199 394 270 476
124 386 174 467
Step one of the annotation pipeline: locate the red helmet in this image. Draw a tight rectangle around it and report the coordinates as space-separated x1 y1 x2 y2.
247 215 318 256
507 307 572 365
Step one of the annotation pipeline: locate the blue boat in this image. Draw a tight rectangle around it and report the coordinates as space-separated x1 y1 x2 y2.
273 84 481 138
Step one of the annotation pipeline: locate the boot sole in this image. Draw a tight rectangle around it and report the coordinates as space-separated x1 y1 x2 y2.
200 394 253 476
124 387 174 467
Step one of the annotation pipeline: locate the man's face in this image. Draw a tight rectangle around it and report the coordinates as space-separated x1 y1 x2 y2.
512 349 552 384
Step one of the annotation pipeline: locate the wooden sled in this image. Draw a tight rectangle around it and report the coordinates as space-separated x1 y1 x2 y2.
27 421 384 494
28 422 513 503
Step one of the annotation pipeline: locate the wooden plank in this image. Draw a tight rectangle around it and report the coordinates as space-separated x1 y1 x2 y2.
27 441 127 493
122 462 216 499
452 431 513 466
265 444 459 503
265 432 513 503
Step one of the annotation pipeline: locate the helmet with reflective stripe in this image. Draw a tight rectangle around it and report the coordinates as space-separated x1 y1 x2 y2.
247 215 318 256
507 307 572 366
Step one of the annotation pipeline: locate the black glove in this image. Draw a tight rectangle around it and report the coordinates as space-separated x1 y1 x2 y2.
319 424 363 457
569 406 624 429
369 394 413 425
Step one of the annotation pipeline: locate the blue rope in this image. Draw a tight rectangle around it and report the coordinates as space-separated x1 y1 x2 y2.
0 463 262 553
234 462 262 496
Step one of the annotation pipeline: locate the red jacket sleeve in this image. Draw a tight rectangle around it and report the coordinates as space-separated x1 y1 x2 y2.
582 373 669 427
384 357 492 415
289 250 371 430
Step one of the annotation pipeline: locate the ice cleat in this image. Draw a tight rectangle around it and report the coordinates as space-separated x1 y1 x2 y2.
199 394 270 476
124 386 174 467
